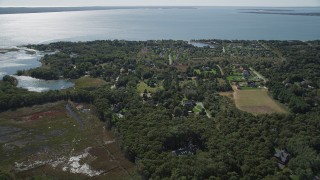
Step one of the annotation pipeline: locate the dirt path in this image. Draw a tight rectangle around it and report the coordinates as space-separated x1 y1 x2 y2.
249 67 267 84
98 127 133 179
196 102 212 118
169 54 173 65
231 85 239 102
65 104 84 129
216 65 224 76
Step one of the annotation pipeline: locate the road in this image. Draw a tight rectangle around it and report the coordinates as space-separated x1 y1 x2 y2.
66 104 84 129
169 54 172 65
249 67 267 83
216 65 224 76
258 41 286 61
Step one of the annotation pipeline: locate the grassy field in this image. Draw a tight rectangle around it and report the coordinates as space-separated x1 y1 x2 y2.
208 69 217 74
239 86 259 90
137 81 163 93
227 75 243 81
194 69 217 75
194 69 201 75
0 101 135 179
75 76 107 89
232 86 287 115
179 79 197 87
193 104 203 113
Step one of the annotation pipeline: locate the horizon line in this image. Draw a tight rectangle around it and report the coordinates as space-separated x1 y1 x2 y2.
1 5 320 8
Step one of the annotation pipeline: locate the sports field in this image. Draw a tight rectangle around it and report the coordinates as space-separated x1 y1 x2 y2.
232 86 287 115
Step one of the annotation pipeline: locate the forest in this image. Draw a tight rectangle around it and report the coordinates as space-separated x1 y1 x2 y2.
1 39 320 179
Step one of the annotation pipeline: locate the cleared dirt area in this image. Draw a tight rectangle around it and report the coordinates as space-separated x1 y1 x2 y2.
0 101 136 179
175 63 188 72
232 86 287 115
218 91 233 98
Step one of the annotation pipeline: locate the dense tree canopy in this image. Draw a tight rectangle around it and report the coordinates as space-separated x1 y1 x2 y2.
1 39 319 179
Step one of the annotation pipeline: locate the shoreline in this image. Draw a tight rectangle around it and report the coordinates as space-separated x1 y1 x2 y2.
0 6 196 14
241 11 320 16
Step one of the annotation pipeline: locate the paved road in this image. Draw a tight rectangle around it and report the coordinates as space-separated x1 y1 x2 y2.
66 104 84 129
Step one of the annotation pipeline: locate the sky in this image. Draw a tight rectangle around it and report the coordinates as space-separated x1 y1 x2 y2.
0 0 319 7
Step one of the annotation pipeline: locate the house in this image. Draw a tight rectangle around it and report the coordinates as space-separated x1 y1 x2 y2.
247 81 256 87
172 142 198 156
82 109 91 113
177 75 184 80
112 103 121 113
172 148 195 156
116 113 124 118
184 100 196 107
274 149 290 169
76 105 84 111
243 70 250 79
202 66 211 71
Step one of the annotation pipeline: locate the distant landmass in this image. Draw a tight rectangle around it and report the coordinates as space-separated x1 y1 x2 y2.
243 11 320 16
239 9 295 12
0 6 195 14
240 9 320 16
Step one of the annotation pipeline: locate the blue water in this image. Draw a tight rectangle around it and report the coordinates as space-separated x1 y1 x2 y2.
0 7 319 47
0 7 319 92
0 49 41 77
0 49 74 92
14 75 74 92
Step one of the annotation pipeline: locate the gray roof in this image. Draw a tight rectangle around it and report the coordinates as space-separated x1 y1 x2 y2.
274 149 290 164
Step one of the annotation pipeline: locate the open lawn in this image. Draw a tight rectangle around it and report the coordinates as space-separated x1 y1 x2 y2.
208 69 217 74
194 69 217 75
0 101 135 179
193 104 203 113
227 75 243 81
179 80 197 87
194 69 201 75
232 86 287 115
250 67 267 82
239 86 259 90
75 76 107 89
137 81 163 93
232 72 243 76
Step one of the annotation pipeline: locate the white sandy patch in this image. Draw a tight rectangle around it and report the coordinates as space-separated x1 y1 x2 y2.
62 147 104 177
14 147 104 177
15 161 47 171
104 140 115 145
